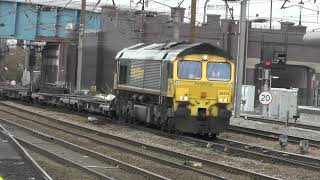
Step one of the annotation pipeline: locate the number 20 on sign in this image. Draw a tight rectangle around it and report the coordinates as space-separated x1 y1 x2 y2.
259 91 273 105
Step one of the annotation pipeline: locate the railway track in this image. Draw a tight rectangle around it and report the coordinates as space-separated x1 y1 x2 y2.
72 108 320 172
15 137 118 180
0 125 53 180
128 123 320 172
180 135 320 171
103 117 320 172
0 116 217 180
0 102 277 180
1 120 166 180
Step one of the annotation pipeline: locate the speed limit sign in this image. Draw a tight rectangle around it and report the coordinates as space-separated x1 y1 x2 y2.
259 91 273 105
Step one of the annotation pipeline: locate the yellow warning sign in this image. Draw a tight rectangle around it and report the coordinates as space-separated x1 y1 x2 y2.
130 65 144 80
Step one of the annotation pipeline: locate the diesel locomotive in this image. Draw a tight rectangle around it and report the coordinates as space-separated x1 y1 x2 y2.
113 42 235 135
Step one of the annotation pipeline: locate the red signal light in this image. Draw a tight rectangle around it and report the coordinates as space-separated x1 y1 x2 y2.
265 59 271 66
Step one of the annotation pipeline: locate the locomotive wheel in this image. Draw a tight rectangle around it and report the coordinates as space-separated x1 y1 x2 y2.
205 134 217 141
67 104 73 111
118 115 125 123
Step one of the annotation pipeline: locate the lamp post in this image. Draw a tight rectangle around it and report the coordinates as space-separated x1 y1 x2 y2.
203 0 209 24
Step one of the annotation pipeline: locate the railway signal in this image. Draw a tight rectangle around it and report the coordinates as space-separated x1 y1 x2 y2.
264 59 272 69
261 46 273 69
260 45 273 117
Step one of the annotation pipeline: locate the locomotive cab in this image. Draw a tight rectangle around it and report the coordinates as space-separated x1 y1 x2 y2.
169 54 234 134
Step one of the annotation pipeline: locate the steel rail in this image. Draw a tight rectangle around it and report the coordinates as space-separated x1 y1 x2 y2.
0 102 278 180
127 123 320 171
240 116 320 133
0 118 170 180
95 114 320 172
179 135 320 171
227 125 320 148
0 110 228 180
15 137 115 180
298 107 320 115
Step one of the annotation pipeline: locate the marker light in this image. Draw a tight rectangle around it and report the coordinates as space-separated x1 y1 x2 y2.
179 96 189 101
218 98 229 103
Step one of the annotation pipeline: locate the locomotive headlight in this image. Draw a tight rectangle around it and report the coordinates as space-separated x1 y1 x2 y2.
202 54 208 61
218 98 229 103
179 95 189 101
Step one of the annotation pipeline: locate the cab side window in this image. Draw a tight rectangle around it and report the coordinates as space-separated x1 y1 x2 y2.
178 61 202 80
167 63 173 79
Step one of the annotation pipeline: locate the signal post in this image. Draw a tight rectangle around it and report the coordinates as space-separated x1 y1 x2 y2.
262 68 271 117
261 47 273 117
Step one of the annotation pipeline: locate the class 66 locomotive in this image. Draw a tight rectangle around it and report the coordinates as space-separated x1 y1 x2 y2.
113 42 235 136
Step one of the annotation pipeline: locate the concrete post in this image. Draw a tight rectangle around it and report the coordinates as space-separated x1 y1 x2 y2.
22 43 31 86
76 0 86 93
234 0 248 118
25 44 30 71
190 0 197 42
0 40 5 81
171 7 185 41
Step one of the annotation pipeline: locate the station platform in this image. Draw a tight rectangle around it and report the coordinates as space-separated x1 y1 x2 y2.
0 125 52 180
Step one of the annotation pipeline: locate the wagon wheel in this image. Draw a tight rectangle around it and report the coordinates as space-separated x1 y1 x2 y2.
116 101 126 122
174 129 182 136
129 110 134 125
33 98 40 106
124 109 130 123
167 118 176 134
160 120 167 132
73 104 79 112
